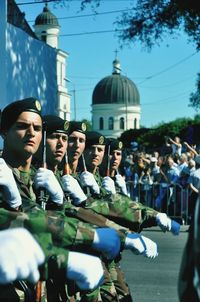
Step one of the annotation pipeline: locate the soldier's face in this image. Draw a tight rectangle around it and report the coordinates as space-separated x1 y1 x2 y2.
46 132 68 166
68 131 86 162
84 145 105 170
5 111 42 157
110 149 122 171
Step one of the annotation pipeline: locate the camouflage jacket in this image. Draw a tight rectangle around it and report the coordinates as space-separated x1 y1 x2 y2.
0 165 98 250
71 170 158 232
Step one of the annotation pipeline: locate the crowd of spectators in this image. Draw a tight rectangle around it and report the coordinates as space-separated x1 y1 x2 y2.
121 137 200 224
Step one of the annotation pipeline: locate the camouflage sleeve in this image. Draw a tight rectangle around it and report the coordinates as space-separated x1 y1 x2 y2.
0 207 95 250
64 202 128 246
0 207 69 280
74 170 158 231
84 193 159 232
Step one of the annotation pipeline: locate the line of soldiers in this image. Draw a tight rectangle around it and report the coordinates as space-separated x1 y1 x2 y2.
0 97 181 302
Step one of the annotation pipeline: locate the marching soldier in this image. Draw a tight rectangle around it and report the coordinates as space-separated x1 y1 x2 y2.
66 130 180 301
32 117 159 302
0 99 122 301
63 126 160 301
0 206 109 302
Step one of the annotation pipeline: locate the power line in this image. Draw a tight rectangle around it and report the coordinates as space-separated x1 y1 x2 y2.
17 0 131 5
138 51 199 85
142 90 191 106
69 53 198 86
60 29 121 37
17 0 60 5
141 74 197 89
27 8 130 23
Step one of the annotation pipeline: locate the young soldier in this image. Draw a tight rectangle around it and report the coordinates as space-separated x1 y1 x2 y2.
79 133 180 301
61 125 160 302
33 115 126 302
33 117 159 302
0 100 122 301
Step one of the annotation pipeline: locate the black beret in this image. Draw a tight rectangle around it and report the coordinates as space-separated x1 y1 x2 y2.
85 131 106 148
105 138 123 153
68 121 87 135
1 97 42 132
43 115 69 135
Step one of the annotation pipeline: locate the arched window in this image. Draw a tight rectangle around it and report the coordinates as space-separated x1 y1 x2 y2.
134 118 137 129
120 117 124 129
108 117 114 130
99 117 104 130
41 31 47 42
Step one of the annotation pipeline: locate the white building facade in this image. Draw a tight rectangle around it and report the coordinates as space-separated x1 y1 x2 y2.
0 0 70 120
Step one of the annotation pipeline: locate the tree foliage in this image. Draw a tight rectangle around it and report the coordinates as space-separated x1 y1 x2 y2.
119 116 200 153
189 73 200 111
115 0 200 51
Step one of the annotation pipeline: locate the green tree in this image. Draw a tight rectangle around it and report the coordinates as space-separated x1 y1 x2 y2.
189 73 200 111
115 0 200 51
120 117 200 152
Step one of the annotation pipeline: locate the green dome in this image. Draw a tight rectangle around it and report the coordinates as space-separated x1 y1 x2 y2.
92 60 140 106
35 5 59 26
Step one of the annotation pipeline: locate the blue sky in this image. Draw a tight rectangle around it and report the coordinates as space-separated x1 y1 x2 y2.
17 0 200 128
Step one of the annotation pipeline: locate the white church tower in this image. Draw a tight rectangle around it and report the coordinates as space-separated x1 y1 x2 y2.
34 4 70 120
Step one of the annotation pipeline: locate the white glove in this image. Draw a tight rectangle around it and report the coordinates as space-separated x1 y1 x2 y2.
0 158 22 208
115 174 128 195
62 174 87 205
34 168 64 204
125 233 158 259
66 252 104 290
124 233 146 255
80 171 100 194
156 213 172 232
0 228 45 284
102 176 116 194
142 235 158 259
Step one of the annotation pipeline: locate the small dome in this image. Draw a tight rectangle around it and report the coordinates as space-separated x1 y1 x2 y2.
92 59 140 106
35 5 59 26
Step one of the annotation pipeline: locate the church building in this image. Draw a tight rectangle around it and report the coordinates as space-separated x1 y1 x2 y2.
92 58 141 138
0 0 70 120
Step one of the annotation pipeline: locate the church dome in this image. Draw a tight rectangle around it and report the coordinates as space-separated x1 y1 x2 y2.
92 59 140 106
35 5 59 26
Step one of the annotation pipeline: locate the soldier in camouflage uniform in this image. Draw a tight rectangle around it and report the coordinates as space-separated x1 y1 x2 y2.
0 99 123 302
61 125 160 302
94 137 133 301
68 131 179 235
66 129 181 301
32 117 159 302
32 115 126 302
84 134 181 301
0 206 106 301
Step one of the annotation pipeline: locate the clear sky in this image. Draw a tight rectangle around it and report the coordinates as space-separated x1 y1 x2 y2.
17 0 200 128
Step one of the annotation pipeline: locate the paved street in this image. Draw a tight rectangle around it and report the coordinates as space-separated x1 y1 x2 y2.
121 226 188 302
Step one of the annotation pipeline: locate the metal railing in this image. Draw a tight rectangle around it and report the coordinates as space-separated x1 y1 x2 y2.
126 181 191 224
